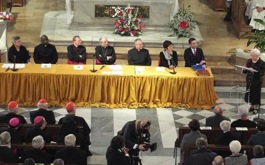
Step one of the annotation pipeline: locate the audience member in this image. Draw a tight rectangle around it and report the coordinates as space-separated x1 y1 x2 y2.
67 35 87 64
212 155 224 165
8 36 30 63
23 158 35 165
249 145 265 165
25 116 51 143
106 136 130 165
33 35 58 64
158 40 178 68
57 115 90 156
249 0 265 30
0 117 24 143
128 38 151 66
95 37 116 64
58 102 91 148
247 119 265 145
21 135 52 163
184 38 206 67
215 120 240 158
0 101 27 124
231 106 257 128
180 119 207 165
30 98 56 124
205 105 230 127
225 140 248 165
53 158 64 165
187 137 217 165
0 131 19 163
55 134 87 165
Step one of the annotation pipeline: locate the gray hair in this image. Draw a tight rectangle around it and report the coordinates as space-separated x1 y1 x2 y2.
212 155 224 165
238 106 248 118
99 37 108 43
253 145 264 157
53 158 64 165
72 35 80 41
32 135 45 149
220 120 231 131
134 38 142 45
0 131 11 145
196 137 208 149
64 134 76 146
251 48 260 56
11 36 20 44
229 140 241 153
214 105 223 115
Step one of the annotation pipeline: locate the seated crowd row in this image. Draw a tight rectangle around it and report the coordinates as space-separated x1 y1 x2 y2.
7 35 207 68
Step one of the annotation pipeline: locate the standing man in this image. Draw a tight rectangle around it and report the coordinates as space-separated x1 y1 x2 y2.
184 38 206 67
243 48 265 114
33 35 58 64
128 38 151 66
8 36 30 63
249 0 265 30
67 35 87 64
95 37 116 64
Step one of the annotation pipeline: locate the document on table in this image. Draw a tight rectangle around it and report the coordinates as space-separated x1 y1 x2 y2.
135 67 145 74
235 127 248 131
73 65 84 70
41 64 51 68
2 63 25 68
156 67 166 72
109 65 123 71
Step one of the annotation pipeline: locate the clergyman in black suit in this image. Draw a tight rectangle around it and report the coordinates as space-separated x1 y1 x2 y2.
205 105 230 127
247 119 265 145
30 99 55 124
0 131 19 163
0 101 27 124
184 38 206 67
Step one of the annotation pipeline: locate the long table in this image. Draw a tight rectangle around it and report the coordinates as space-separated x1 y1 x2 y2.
0 64 218 109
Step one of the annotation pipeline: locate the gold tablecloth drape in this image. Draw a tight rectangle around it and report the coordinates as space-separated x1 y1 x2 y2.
0 64 218 109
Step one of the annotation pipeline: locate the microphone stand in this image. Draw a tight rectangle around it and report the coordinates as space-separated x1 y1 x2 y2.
90 55 97 72
11 55 18 72
169 54 176 74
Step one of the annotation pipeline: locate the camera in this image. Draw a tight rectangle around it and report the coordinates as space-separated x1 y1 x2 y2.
139 130 157 152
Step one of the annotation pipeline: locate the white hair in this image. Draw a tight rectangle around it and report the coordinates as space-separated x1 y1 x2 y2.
220 120 231 131
251 48 260 56
238 105 248 117
37 102 48 109
32 135 45 149
99 37 108 42
64 134 76 146
0 131 11 145
229 140 241 153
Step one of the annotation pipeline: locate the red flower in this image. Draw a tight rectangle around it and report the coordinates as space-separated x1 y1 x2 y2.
118 11 123 17
120 19 125 24
128 9 132 14
134 20 138 25
131 30 137 36
137 15 141 19
114 21 120 27
2 16 7 20
8 16 13 21
179 21 189 29
118 27 124 32
140 23 144 29
125 28 129 33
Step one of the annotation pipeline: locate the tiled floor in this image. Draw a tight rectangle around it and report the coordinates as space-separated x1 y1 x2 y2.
0 87 264 165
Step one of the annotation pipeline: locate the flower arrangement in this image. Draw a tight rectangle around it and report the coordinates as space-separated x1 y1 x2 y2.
0 11 13 22
169 6 196 38
112 4 144 36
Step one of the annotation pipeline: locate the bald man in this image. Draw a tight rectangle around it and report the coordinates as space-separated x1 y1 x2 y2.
128 38 151 66
205 105 230 127
95 37 116 64
212 155 224 165
33 35 58 64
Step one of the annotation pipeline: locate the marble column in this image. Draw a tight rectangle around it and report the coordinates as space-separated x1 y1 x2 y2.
0 21 7 63
65 0 73 24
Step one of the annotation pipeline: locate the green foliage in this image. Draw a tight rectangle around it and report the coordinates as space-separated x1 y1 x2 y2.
241 19 265 52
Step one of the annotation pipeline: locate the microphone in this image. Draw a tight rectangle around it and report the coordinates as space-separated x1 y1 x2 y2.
169 53 177 74
11 55 18 72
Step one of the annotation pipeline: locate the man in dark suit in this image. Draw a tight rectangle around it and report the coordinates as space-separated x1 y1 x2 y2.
58 102 91 147
128 38 151 66
215 120 240 158
184 38 206 67
55 134 87 165
187 137 217 165
67 35 87 64
0 101 27 124
0 131 19 163
24 116 51 143
247 119 265 145
21 135 52 163
205 105 230 127
0 117 24 143
95 37 116 64
231 106 257 128
30 99 55 124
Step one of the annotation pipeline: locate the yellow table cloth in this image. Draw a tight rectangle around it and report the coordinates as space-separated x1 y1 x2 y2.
0 64 218 109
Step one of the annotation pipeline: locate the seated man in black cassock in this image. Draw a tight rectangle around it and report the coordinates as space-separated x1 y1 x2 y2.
30 99 55 124
8 36 30 63
0 101 27 124
0 131 19 163
128 38 151 66
95 37 116 64
33 35 58 64
67 35 87 64
184 38 206 67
